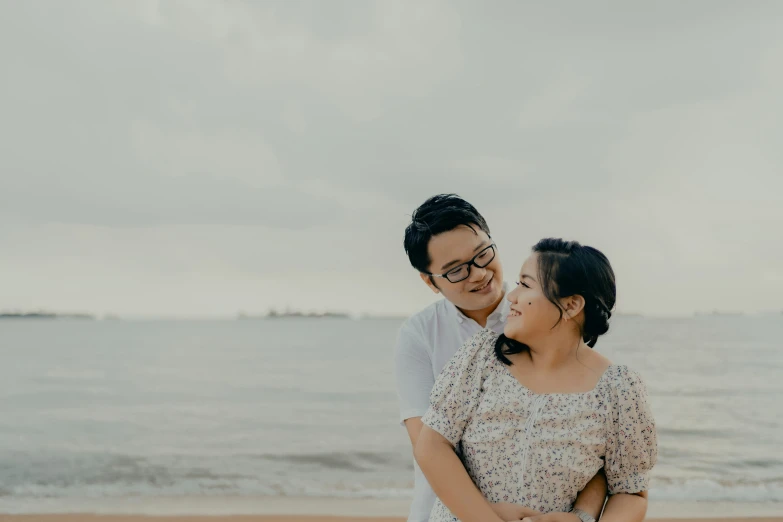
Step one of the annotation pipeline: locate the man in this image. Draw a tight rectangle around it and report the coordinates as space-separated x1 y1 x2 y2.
394 194 606 522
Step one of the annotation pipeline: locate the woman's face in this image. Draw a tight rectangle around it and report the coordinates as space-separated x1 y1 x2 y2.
504 253 565 343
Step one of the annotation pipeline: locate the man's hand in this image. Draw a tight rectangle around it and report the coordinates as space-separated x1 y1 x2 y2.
518 513 581 522
490 502 541 521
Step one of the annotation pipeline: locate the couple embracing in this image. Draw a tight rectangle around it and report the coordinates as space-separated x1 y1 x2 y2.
395 195 657 522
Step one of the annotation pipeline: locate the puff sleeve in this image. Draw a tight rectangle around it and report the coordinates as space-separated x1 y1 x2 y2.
605 365 658 495
421 329 497 446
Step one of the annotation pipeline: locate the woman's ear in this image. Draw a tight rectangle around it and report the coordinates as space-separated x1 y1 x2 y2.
561 295 585 320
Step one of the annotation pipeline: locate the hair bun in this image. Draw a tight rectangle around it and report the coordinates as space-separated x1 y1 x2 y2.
527 238 616 351
582 302 611 347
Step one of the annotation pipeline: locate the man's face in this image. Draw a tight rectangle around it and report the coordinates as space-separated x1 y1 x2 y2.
420 225 504 312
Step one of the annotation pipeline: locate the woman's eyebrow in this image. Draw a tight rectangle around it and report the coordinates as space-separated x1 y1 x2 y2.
520 274 536 282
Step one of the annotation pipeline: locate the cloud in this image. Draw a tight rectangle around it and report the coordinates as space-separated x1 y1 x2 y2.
0 173 341 228
1 0 782 315
0 0 464 227
130 121 284 187
121 0 463 121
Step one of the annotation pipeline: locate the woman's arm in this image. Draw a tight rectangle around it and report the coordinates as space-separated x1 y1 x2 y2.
415 425 504 522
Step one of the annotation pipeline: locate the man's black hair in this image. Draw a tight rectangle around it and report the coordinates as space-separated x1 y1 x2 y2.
403 194 491 274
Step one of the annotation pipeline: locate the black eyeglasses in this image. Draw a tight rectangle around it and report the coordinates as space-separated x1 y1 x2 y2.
427 244 496 283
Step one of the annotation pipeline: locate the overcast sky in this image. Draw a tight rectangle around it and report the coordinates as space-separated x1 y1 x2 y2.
0 1 781 318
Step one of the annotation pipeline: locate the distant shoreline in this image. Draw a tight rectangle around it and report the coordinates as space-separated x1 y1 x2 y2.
0 311 779 321
0 312 95 320
238 311 352 320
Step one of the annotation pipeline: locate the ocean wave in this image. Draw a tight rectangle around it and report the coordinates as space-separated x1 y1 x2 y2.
651 478 783 502
656 427 728 439
3 449 783 503
12 479 781 503
0 450 414 499
257 450 412 472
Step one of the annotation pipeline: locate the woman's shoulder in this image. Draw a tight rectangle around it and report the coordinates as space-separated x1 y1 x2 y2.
432 329 499 395
600 364 650 401
468 327 500 348
450 328 499 366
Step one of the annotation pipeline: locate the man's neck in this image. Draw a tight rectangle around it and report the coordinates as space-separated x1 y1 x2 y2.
457 292 506 328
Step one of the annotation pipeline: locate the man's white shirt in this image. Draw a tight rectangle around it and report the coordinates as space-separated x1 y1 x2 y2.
394 283 511 522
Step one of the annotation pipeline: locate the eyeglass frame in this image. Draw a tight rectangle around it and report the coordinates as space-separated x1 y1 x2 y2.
425 243 497 284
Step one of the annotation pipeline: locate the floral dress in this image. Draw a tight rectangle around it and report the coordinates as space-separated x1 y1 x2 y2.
421 329 657 522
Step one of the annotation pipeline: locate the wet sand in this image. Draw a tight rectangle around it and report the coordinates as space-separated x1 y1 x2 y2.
0 514 783 522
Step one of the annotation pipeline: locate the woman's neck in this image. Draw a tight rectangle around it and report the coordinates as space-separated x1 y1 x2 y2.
525 331 585 371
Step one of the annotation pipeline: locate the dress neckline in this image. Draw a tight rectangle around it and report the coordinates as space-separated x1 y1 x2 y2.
496 362 617 397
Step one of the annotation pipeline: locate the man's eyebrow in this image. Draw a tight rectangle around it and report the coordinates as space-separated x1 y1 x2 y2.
440 240 489 271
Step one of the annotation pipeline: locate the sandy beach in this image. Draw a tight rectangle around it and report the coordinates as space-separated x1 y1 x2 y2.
1 511 782 522
0 496 781 522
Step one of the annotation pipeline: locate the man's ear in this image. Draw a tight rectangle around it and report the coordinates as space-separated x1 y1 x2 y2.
420 272 440 294
561 294 585 320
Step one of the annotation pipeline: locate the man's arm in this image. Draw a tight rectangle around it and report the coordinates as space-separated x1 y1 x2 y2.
516 470 608 522
563 472 648 522
572 469 607 520
404 416 424 449
518 493 645 522
599 491 647 522
394 324 434 444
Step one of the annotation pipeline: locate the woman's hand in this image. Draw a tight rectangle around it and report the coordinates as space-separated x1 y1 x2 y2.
490 502 541 521
519 513 580 522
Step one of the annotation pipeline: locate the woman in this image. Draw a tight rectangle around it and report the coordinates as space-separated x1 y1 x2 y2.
415 238 657 522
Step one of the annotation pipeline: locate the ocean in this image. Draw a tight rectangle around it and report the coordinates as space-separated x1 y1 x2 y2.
1 315 782 511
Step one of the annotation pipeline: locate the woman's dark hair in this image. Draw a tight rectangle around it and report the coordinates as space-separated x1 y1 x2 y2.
404 194 491 273
496 238 616 365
